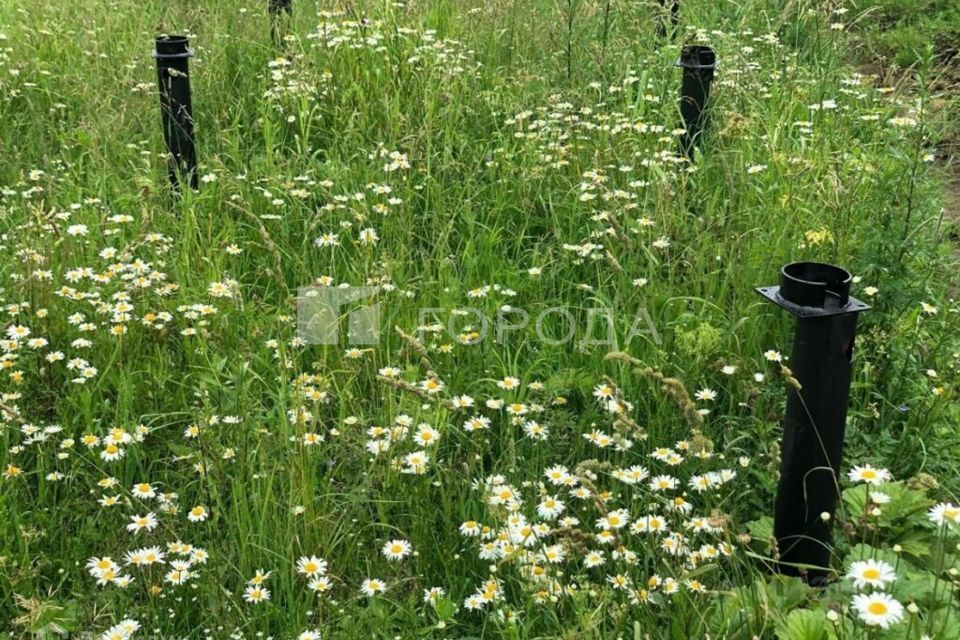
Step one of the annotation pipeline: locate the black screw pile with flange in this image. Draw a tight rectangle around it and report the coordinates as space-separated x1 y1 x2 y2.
269 0 292 46
756 262 870 585
154 35 198 192
656 0 680 41
675 44 716 159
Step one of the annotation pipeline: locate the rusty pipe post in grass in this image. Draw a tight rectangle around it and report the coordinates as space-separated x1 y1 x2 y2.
154 35 197 192
269 0 292 46
675 44 716 159
756 262 870 585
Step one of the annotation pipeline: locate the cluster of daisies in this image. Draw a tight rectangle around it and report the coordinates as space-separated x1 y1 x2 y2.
88 540 208 591
2 424 151 482
241 544 413 606
363 414 439 474
842 464 960 630
98 618 142 640
845 558 904 629
306 12 478 78
444 380 746 615
0 193 229 399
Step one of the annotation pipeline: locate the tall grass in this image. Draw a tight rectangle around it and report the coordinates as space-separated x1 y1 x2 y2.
0 0 958 638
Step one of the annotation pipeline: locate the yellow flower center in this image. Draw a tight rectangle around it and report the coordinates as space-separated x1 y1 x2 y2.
868 602 888 615
862 470 877 479
863 568 880 580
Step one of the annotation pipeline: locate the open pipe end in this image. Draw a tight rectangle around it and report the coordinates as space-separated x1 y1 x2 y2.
780 262 851 308
154 35 192 59
675 45 716 70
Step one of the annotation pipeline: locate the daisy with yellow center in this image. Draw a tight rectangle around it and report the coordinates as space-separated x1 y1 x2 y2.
187 505 208 522
686 579 707 593
132 483 155 499
98 495 121 507
459 521 480 536
420 378 444 394
243 585 270 603
593 384 614 399
87 557 118 577
596 509 629 531
847 464 891 485
498 377 520 390
381 539 412 561
296 556 327 577
248 569 271 585
361 578 385 596
126 512 158 534
413 425 438 446
100 443 124 461
852 593 904 628
846 559 896 589
506 402 527 415
607 574 630 589
309 576 332 594
929 502 960 526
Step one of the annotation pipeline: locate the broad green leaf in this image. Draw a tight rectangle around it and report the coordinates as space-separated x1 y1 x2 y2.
766 574 814 611
775 609 829 640
433 596 455 620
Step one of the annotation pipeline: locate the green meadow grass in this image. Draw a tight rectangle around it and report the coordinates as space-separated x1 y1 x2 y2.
0 0 958 638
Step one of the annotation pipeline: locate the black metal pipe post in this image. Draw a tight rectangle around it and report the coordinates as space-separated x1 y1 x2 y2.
656 0 680 41
269 0 292 45
756 263 870 585
154 36 197 191
675 45 716 159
